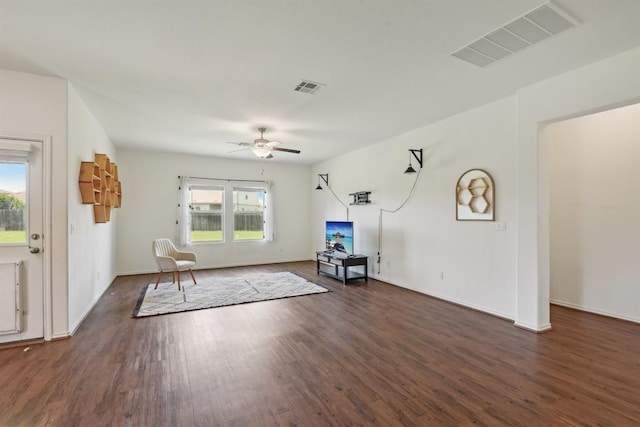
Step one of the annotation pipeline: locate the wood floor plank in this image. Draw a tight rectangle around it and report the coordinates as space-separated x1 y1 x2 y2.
0 261 638 426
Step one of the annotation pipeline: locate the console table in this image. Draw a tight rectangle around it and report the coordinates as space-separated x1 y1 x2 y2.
316 251 368 285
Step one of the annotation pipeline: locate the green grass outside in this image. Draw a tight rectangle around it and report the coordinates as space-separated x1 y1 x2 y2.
0 230 27 244
191 230 264 242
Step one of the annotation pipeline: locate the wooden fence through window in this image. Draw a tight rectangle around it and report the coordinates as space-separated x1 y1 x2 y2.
191 212 263 231
0 210 25 231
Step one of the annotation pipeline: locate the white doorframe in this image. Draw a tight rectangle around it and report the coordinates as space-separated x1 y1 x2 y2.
0 132 52 341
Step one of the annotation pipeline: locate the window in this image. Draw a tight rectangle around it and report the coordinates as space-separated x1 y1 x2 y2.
233 187 265 241
177 177 272 245
190 185 224 242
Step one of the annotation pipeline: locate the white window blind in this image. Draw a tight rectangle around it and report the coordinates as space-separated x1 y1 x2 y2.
0 139 32 162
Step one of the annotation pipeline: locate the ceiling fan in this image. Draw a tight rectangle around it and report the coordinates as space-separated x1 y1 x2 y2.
227 127 301 159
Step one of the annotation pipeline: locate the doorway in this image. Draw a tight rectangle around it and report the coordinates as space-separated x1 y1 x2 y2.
0 137 45 344
544 102 640 323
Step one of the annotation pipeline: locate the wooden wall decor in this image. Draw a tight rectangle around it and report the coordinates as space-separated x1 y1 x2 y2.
456 169 494 221
78 153 122 223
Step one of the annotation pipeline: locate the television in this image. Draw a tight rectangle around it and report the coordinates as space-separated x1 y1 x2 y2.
325 221 354 255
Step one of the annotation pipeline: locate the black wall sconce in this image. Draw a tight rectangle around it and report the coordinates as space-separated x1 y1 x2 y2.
315 173 329 190
315 172 349 219
404 149 423 174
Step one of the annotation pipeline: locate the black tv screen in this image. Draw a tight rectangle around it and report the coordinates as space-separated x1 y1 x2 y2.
325 221 354 254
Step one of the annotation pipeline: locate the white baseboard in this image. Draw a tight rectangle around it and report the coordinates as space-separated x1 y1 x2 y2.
369 272 515 322
68 275 116 335
50 332 71 341
550 299 640 324
514 322 553 333
117 257 314 277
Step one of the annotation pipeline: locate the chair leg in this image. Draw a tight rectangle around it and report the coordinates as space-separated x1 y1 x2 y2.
154 271 163 289
172 271 176 284
189 269 197 284
177 271 181 291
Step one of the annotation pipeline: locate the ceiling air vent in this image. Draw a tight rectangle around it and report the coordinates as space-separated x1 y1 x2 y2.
294 80 324 94
451 1 579 67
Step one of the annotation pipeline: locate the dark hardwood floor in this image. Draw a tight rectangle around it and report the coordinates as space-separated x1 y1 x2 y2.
1 261 639 426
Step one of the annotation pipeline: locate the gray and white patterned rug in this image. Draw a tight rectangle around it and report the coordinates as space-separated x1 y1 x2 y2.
132 271 329 317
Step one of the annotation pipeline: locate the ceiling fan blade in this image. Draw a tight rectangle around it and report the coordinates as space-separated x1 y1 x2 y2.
228 148 251 153
227 141 252 146
266 153 274 159
272 147 301 154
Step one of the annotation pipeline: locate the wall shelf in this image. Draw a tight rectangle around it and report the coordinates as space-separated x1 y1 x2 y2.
78 162 101 205
78 154 122 223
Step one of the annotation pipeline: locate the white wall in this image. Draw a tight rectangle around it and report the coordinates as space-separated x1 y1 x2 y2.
311 46 640 328
0 69 69 338
67 84 119 333
547 103 640 322
116 149 312 275
312 97 518 319
516 45 640 331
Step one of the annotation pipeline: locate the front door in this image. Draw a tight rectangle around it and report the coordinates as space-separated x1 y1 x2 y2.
0 138 44 344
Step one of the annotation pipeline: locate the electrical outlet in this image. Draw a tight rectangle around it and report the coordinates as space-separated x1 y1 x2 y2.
496 222 507 231
440 272 444 280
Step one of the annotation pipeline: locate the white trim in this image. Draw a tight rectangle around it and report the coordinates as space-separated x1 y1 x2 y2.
514 322 552 333
550 300 640 324
50 332 70 340
42 135 52 341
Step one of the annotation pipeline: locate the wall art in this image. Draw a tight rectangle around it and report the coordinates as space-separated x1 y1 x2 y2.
456 169 494 221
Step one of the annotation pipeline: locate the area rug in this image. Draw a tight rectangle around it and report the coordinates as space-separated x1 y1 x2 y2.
132 271 329 317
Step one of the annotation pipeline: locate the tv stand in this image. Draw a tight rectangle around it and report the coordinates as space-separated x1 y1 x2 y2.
316 251 368 285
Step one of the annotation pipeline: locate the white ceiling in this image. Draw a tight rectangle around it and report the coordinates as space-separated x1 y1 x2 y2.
1 0 639 164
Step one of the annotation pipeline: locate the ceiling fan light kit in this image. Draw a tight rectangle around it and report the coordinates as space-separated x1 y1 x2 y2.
228 127 300 159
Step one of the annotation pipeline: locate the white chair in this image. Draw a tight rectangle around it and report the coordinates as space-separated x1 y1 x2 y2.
152 238 197 290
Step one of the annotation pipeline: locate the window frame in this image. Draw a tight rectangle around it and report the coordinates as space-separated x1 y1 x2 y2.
232 185 267 242
189 183 225 244
178 177 272 246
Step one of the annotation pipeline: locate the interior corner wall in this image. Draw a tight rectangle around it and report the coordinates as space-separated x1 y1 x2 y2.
0 69 69 338
116 149 312 275
516 45 640 331
312 96 518 320
67 84 118 333
546 103 640 323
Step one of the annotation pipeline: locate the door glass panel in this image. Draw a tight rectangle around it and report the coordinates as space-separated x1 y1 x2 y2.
0 162 27 245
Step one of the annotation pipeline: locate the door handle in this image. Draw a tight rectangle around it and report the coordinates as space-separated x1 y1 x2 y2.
29 247 40 254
